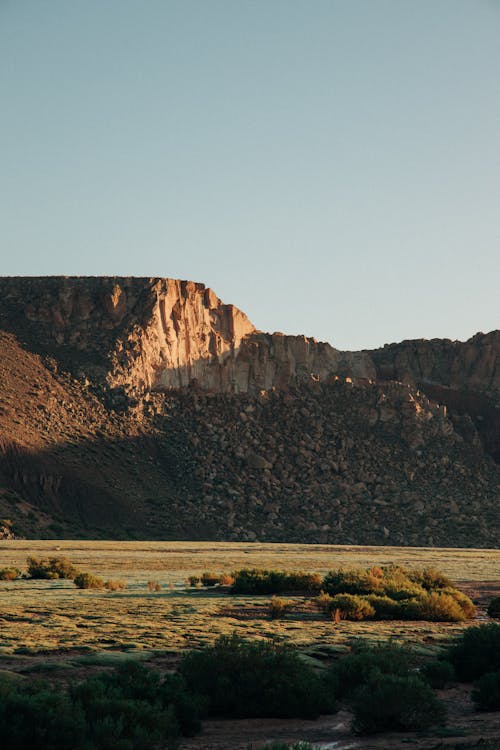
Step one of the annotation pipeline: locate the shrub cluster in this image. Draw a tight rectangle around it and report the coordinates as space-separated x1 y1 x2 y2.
487 596 500 619
26 556 78 580
179 633 333 719
231 569 322 595
447 624 500 712
316 566 474 622
268 596 293 619
187 572 235 587
0 567 21 581
0 660 202 750
74 572 104 589
323 643 446 733
448 623 500 681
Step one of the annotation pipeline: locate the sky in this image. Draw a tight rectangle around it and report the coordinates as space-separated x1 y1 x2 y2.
1 0 499 350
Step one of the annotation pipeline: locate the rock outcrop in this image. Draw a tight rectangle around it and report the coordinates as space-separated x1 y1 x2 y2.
0 277 374 402
0 276 498 546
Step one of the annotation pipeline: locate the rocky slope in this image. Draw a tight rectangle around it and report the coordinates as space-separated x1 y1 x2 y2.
0 276 498 545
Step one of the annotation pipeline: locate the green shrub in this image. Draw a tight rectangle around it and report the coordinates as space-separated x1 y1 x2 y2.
322 567 381 596
73 660 202 740
406 592 467 622
179 633 334 719
74 572 104 589
200 572 220 587
26 556 77 580
327 594 375 621
487 596 500 619
449 623 500 680
0 680 87 750
325 643 417 699
0 567 21 581
408 567 452 591
366 594 405 619
472 670 500 711
420 660 455 689
440 587 476 618
268 596 293 619
231 569 321 595
351 673 446 733
187 575 200 586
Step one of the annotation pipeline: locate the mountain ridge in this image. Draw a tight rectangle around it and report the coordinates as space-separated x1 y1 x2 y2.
0 276 498 545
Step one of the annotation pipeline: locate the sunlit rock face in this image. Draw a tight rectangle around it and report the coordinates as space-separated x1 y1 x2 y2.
0 276 375 399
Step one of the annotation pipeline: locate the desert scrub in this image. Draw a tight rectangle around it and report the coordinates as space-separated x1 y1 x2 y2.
328 594 376 621
449 623 500 680
104 578 127 591
472 670 500 711
73 572 104 589
487 596 500 619
179 633 334 719
0 567 21 581
420 659 456 689
231 569 322 595
26 556 77 580
147 579 162 592
200 572 220 587
351 673 446 734
324 643 417 700
0 660 202 750
268 596 293 619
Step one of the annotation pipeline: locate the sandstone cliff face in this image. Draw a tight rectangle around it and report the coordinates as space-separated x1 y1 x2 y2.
0 277 374 399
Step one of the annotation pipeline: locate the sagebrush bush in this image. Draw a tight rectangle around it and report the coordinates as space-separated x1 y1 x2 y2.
449 623 500 680
0 567 21 581
147 579 162 592
27 556 77 580
325 643 417 699
179 633 334 719
268 596 293 619
73 572 104 589
218 573 235 586
327 594 375 621
104 578 127 591
420 659 455 689
351 673 446 734
408 567 452 591
200 572 220 587
472 670 500 711
231 569 322 595
405 592 468 622
487 596 500 619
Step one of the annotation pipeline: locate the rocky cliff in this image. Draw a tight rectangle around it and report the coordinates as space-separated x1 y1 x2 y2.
0 277 374 402
0 276 498 546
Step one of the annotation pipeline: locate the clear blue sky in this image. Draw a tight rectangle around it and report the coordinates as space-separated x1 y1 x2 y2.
1 0 498 350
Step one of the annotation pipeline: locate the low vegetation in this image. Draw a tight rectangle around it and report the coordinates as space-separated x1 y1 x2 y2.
448 623 500 680
231 569 323 595
179 633 334 719
487 596 500 619
0 567 21 580
26 556 78 580
0 660 201 750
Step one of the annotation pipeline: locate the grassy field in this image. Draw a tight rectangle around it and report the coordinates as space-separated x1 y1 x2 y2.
0 541 498 669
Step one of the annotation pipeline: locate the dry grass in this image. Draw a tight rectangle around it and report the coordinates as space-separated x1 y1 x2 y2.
0 541 498 669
